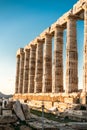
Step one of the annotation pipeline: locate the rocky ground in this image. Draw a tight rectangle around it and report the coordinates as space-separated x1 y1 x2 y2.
0 100 87 130
28 113 87 130
1 114 87 130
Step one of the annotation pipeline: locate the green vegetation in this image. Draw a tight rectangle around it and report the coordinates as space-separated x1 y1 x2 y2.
30 108 75 123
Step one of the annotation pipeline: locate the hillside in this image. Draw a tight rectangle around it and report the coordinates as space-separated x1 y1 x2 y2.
0 92 13 99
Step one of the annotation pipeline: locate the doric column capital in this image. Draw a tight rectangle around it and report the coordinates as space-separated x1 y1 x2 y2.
54 24 65 30
37 38 44 44
45 32 53 38
34 38 44 45
16 54 20 58
24 45 30 52
16 48 24 57
66 15 78 21
30 44 36 49
24 48 30 53
82 3 87 10
19 48 24 55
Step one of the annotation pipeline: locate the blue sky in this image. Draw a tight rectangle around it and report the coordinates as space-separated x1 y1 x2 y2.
0 0 83 94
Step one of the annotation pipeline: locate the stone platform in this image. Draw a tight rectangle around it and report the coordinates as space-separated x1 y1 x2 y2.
13 92 87 112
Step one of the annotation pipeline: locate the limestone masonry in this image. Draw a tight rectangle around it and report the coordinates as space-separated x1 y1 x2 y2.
14 0 87 105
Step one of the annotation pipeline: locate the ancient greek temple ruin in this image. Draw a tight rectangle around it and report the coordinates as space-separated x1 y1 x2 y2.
14 0 87 105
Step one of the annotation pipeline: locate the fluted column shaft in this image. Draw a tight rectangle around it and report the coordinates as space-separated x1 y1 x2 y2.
28 45 36 93
34 40 43 93
42 33 52 93
15 55 20 93
18 49 24 93
83 6 87 92
23 49 30 93
65 17 78 93
52 25 63 93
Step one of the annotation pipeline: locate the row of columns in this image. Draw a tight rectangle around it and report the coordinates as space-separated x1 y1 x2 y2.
15 7 87 94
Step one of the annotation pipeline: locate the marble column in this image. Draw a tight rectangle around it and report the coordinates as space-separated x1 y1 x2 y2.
18 48 25 93
83 5 87 92
15 54 20 93
34 39 43 93
42 33 52 93
28 45 36 93
23 48 30 93
52 25 63 93
65 16 78 93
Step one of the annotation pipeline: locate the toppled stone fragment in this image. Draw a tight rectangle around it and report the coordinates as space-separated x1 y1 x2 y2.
2 109 12 116
13 100 25 121
21 104 30 120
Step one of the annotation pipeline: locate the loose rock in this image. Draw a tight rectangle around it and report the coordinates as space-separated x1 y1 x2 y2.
22 104 30 120
13 100 25 121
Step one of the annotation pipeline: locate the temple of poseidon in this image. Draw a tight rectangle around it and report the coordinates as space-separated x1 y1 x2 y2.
14 0 87 109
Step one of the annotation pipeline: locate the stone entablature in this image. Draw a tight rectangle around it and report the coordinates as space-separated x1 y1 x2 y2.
15 0 87 103
16 1 86 53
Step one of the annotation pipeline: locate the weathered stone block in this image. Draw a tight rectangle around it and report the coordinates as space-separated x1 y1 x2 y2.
2 109 12 116
64 97 74 104
0 115 17 124
21 104 30 120
13 100 25 121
